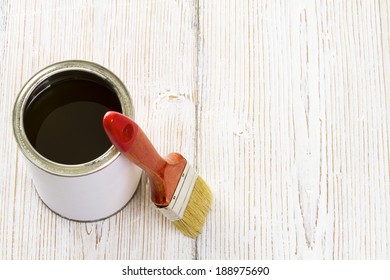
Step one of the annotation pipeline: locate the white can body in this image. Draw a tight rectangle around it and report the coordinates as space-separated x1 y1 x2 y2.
26 154 142 221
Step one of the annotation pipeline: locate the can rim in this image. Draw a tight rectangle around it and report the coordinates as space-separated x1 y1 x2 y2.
12 60 134 177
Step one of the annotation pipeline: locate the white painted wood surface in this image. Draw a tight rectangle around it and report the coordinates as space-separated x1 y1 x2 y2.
0 0 389 259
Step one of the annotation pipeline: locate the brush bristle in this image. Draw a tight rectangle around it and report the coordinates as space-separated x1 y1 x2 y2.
173 176 212 238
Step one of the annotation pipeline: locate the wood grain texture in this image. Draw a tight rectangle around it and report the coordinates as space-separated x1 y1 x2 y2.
0 0 198 259
0 0 389 260
196 0 390 259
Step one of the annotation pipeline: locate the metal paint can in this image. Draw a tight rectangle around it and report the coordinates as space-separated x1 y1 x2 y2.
12 60 142 221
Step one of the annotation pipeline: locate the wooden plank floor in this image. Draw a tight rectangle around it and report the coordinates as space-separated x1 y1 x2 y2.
0 0 389 259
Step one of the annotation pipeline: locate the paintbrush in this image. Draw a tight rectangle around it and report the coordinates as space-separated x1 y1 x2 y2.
103 111 212 238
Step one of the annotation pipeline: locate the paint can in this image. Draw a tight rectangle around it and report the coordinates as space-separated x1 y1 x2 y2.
12 60 142 221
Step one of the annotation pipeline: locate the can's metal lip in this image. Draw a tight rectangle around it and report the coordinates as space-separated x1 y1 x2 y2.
13 60 134 177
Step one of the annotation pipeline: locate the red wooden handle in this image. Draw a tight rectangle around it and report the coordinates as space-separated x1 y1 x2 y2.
103 111 186 206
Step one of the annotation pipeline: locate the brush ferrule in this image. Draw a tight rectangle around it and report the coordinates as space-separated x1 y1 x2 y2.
157 163 197 221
